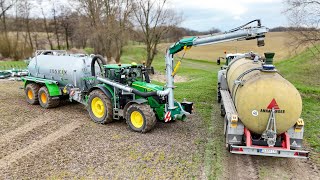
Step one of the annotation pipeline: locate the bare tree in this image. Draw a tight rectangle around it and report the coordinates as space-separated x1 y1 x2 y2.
0 0 15 19
0 0 18 57
51 0 61 49
59 7 75 49
20 0 34 50
133 0 182 67
76 0 133 63
110 0 133 62
41 7 54 49
284 0 320 54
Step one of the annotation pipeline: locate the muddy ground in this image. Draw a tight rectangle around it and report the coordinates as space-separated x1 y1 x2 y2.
0 81 319 179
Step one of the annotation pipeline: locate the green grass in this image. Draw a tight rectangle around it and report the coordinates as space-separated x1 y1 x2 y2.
275 47 320 159
0 60 27 70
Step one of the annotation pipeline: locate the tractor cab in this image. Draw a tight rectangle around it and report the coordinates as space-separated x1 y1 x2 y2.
225 53 244 65
104 63 150 86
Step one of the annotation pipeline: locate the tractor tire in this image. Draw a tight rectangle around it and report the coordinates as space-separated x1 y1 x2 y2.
126 104 157 133
87 90 113 124
38 86 60 109
25 83 40 105
220 103 226 117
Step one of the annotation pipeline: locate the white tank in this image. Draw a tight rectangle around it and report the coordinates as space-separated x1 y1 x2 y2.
28 54 96 90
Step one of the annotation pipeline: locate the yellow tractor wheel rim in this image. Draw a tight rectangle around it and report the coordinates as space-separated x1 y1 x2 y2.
130 111 144 128
27 90 33 100
91 97 105 118
41 92 47 104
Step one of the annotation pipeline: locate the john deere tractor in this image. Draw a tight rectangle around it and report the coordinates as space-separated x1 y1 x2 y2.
22 52 192 132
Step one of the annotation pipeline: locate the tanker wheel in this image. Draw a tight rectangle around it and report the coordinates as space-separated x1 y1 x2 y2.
217 84 221 103
217 90 221 103
38 86 60 109
87 90 113 124
126 104 156 133
220 103 226 117
25 83 40 105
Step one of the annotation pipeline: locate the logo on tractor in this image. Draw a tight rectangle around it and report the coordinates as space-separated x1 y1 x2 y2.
260 98 285 113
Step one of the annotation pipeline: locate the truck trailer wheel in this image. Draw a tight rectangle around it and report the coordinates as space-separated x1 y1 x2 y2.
38 86 60 108
126 104 156 133
87 90 113 124
220 103 226 117
25 83 40 105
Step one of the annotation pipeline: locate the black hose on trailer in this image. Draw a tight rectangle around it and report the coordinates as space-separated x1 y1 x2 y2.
132 89 157 98
227 19 261 33
91 55 107 76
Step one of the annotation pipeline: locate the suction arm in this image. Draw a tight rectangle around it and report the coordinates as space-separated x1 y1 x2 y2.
168 19 268 55
165 19 269 110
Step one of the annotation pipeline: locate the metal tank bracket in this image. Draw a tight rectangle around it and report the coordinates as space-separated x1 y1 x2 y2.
262 108 277 147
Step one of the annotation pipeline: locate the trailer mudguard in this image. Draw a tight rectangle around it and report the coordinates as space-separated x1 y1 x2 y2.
21 76 61 96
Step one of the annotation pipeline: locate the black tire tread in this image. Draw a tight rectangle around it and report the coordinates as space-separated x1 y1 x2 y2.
38 86 60 108
25 83 40 105
126 104 157 133
88 90 113 124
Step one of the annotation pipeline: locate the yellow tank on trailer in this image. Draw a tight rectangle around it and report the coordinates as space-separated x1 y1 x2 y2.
226 53 302 134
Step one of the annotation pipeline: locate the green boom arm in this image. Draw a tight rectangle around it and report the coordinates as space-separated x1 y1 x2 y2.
164 19 269 110
168 19 268 55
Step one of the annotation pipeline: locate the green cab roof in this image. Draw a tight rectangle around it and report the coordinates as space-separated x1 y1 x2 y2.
104 63 142 69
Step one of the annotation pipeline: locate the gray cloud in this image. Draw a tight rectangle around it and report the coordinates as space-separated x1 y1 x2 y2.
172 0 287 31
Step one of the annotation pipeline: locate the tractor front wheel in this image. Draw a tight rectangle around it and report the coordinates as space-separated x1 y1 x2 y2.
25 83 40 105
126 104 157 133
87 90 113 124
38 86 60 108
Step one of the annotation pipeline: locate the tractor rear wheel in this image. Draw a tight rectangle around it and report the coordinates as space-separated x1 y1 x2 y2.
25 83 40 105
126 104 157 133
87 90 113 124
38 86 60 108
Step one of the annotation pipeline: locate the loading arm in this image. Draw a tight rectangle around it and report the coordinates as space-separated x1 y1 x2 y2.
165 19 268 110
169 19 268 55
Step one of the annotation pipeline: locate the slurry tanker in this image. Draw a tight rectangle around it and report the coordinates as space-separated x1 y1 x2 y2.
166 19 308 158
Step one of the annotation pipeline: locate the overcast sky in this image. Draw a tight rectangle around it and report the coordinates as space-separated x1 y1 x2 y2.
169 0 287 31
31 0 287 32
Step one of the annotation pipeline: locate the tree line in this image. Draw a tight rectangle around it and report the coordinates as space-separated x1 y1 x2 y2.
0 0 218 66
0 0 186 66
0 0 318 65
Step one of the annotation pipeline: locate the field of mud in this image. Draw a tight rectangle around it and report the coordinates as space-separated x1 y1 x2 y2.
0 80 319 179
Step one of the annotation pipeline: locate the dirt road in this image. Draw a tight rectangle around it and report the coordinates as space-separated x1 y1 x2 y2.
0 81 205 179
0 80 319 179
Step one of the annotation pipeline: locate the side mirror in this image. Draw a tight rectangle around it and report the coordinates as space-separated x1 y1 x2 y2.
217 58 221 65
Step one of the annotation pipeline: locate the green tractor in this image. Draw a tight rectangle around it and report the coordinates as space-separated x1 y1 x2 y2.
22 52 192 132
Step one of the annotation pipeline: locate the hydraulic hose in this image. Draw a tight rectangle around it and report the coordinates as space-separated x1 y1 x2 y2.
96 77 170 98
132 89 157 98
91 55 107 76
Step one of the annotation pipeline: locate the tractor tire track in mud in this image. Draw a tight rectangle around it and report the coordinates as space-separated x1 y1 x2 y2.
0 121 84 169
0 114 51 144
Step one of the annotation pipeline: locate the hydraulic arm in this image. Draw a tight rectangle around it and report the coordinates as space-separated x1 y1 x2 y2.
164 19 268 110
